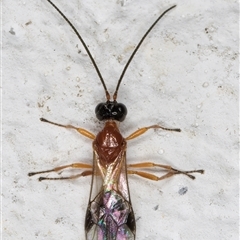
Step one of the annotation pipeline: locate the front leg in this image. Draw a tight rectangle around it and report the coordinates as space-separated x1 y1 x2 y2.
40 118 95 139
125 124 180 141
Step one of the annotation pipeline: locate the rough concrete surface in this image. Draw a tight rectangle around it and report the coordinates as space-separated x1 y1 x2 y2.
3 0 239 239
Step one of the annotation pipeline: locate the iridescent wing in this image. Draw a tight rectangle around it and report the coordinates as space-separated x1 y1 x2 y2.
85 149 135 239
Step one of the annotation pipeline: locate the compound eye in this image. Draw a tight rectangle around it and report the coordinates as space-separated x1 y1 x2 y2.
95 103 107 121
95 101 127 122
113 102 127 122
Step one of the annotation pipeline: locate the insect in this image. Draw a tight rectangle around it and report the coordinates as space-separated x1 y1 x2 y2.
29 1 204 239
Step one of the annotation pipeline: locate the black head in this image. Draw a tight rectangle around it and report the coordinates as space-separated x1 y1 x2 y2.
95 101 127 122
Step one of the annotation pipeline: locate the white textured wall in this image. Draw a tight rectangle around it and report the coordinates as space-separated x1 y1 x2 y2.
3 0 238 239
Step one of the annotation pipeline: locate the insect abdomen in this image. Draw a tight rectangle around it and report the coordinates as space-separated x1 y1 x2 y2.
85 190 135 240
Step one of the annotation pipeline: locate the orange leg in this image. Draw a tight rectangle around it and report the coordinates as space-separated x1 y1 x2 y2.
28 162 93 181
40 118 95 139
127 162 204 180
125 125 181 141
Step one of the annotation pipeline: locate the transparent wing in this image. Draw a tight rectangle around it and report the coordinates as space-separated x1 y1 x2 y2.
85 151 135 240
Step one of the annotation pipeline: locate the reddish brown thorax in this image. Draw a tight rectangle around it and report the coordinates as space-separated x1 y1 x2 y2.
93 120 126 167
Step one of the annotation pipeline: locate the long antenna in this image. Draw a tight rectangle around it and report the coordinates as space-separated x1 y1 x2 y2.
46 0 110 100
113 5 176 100
45 1 176 101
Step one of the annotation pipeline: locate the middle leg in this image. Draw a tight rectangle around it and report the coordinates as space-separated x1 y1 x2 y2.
127 162 204 180
28 162 93 181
